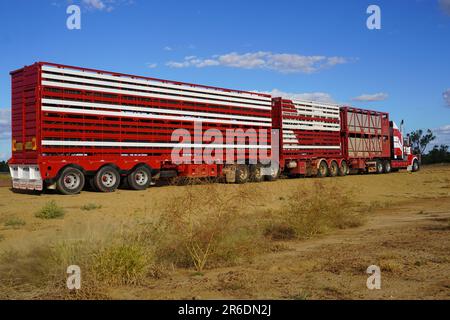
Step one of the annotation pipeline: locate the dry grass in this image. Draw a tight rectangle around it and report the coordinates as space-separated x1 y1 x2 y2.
35 201 65 219
265 181 365 240
0 180 370 299
142 184 268 272
80 203 102 211
3 216 26 228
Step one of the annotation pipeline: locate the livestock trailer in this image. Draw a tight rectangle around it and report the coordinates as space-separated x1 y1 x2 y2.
7 62 420 194
8 62 274 194
340 107 420 173
271 97 347 177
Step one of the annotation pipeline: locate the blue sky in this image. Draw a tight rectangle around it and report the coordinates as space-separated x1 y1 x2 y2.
0 0 449 160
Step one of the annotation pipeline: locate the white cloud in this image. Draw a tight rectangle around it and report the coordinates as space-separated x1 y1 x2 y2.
82 0 133 12
443 89 450 107
351 92 388 102
439 0 450 16
254 89 336 104
433 124 450 146
0 109 11 140
146 63 158 69
164 46 173 51
83 0 107 10
166 51 348 74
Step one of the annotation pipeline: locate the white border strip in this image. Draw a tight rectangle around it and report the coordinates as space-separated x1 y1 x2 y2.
42 140 271 149
283 145 341 150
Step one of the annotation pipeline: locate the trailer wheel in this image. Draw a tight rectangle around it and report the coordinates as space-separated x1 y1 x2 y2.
317 161 329 178
235 165 250 184
57 166 85 195
88 177 98 191
94 166 120 192
127 166 152 190
412 159 420 172
329 161 339 177
339 161 348 176
383 160 392 173
376 160 384 174
249 164 264 183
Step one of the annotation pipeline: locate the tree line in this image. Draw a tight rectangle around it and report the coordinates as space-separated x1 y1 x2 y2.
409 129 450 164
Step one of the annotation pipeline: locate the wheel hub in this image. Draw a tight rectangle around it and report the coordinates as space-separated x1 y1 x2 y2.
134 171 148 185
101 172 116 187
64 174 80 190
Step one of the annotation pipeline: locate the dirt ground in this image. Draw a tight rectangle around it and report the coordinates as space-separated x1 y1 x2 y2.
0 165 449 300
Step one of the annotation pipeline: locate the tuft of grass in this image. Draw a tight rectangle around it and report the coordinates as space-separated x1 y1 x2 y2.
144 184 267 272
380 259 403 274
290 290 310 300
0 230 162 299
92 242 155 286
80 203 102 211
217 271 255 291
35 201 65 219
265 182 365 240
4 217 26 228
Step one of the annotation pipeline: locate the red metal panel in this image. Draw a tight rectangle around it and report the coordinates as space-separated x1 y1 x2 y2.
9 63 41 164
273 98 342 161
10 62 273 181
340 107 391 160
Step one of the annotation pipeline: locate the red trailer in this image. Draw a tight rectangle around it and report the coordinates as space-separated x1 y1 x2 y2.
272 97 347 177
340 107 420 173
7 62 420 194
8 62 274 194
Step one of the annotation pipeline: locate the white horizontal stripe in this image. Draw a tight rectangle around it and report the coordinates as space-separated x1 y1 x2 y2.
283 139 300 143
42 80 272 111
42 98 271 123
283 145 341 150
283 123 341 132
42 106 272 127
42 65 271 103
42 73 271 108
292 99 340 110
42 140 271 149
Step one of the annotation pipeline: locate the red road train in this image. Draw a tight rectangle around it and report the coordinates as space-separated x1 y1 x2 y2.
7 62 420 194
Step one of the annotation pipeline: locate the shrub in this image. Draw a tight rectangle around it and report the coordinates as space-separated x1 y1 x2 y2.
265 182 364 240
80 203 102 211
35 201 65 219
146 184 267 271
4 217 26 228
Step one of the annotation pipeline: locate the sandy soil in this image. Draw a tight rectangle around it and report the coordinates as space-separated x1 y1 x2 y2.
0 165 449 299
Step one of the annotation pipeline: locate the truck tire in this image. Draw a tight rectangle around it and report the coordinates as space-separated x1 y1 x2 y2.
249 164 264 183
56 167 85 195
412 159 420 172
88 176 98 191
339 161 348 176
127 166 152 190
235 165 250 184
383 160 392 173
317 161 328 178
93 166 120 193
329 161 339 177
376 160 384 174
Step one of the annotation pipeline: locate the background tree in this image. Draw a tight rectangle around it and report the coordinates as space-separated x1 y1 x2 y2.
422 144 450 164
0 161 9 172
409 129 436 155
